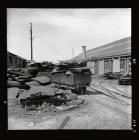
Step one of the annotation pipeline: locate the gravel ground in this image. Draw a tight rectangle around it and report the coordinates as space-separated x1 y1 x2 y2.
8 78 132 130
8 95 131 129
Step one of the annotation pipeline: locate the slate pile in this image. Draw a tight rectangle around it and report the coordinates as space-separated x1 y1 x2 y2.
7 67 84 113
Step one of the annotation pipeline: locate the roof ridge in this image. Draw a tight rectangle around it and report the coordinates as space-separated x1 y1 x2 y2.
7 51 27 60
86 36 131 53
71 36 131 61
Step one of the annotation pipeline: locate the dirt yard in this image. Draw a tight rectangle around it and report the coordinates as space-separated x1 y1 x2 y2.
8 77 132 130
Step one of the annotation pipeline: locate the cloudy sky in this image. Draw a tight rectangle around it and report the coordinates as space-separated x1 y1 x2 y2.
7 8 131 63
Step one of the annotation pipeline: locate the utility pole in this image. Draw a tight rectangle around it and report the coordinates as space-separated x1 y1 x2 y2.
72 48 74 59
30 23 33 61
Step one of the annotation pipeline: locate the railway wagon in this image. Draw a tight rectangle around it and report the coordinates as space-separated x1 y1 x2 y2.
51 67 92 94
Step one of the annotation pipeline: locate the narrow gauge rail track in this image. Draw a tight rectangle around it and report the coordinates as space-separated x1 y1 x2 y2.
90 84 130 106
59 115 70 129
105 81 131 98
98 81 131 99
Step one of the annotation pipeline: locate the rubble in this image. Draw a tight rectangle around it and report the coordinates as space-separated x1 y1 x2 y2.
8 78 13 81
7 70 24 76
27 86 55 96
17 86 54 101
8 81 21 87
119 74 131 85
37 102 48 111
39 103 57 112
7 67 33 89
31 76 51 85
8 81 30 90
7 66 86 115
66 98 84 106
16 75 32 82
7 73 10 78
15 84 84 113
54 89 64 95
25 81 41 87
102 72 122 79
63 90 78 101
7 67 52 90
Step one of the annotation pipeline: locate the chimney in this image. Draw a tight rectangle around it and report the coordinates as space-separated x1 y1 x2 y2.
82 46 87 59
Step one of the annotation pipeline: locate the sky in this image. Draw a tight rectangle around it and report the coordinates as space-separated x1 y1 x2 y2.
7 8 131 63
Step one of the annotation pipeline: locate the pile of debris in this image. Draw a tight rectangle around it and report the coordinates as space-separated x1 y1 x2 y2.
118 74 131 85
17 85 84 112
8 69 84 114
102 72 131 85
7 67 51 89
7 67 32 89
102 72 122 79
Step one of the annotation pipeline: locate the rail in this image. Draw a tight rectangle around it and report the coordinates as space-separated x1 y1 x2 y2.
89 83 131 106
59 115 70 129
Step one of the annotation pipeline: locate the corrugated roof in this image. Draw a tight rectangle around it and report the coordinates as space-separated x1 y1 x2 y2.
7 51 27 60
71 37 131 61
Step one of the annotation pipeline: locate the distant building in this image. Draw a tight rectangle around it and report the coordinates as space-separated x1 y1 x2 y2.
7 51 27 67
69 37 131 76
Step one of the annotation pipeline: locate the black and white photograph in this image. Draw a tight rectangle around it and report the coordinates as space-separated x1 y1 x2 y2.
7 8 132 130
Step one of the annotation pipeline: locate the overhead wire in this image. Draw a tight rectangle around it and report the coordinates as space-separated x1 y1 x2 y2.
36 35 67 60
